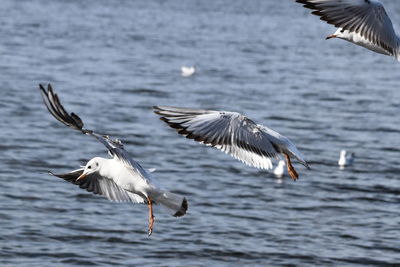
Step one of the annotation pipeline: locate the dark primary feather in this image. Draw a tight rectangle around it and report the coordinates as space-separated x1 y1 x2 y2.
39 84 86 132
39 84 126 158
50 168 101 195
50 169 146 203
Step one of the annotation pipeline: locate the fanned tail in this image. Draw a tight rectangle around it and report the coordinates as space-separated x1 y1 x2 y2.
150 190 188 217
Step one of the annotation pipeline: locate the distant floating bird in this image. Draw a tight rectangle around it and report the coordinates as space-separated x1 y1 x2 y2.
296 0 400 60
153 106 310 180
338 150 355 168
181 66 196 77
39 84 187 236
273 160 287 178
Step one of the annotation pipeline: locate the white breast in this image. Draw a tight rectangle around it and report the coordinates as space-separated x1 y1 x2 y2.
100 159 154 195
335 28 391 56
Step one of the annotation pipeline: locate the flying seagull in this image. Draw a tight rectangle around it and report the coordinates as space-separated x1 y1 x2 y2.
153 106 310 180
39 84 187 236
296 0 400 60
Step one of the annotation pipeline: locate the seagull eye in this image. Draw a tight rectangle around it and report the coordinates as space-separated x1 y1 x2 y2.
88 166 91 169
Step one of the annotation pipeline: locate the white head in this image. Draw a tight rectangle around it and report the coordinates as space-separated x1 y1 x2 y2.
340 150 347 157
326 28 345 40
77 157 103 180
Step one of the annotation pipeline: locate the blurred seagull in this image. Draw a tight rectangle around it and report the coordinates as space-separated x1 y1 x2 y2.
153 106 310 180
296 0 400 60
39 84 187 236
181 66 196 77
273 160 287 178
338 150 355 168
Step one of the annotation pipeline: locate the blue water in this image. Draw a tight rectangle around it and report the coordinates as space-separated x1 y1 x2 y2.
1 0 400 266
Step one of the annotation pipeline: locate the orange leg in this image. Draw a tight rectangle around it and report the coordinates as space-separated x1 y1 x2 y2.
284 153 299 181
147 197 155 236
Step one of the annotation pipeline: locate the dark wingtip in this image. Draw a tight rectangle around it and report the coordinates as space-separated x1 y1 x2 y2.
46 83 54 95
305 162 311 170
153 106 165 115
38 84 48 95
173 197 188 217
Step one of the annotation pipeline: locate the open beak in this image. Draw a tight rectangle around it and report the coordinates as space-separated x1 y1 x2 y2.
76 172 87 181
326 34 337 40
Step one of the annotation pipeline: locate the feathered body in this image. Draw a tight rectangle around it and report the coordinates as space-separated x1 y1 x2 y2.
39 84 187 235
297 0 400 60
153 106 310 180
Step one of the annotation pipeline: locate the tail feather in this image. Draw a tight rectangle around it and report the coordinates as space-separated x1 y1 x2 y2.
151 190 188 217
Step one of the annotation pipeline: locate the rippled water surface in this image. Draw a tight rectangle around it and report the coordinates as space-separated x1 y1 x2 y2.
1 0 400 266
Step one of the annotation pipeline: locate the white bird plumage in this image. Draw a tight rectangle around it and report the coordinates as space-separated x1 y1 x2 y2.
181 66 196 77
39 84 188 236
153 106 310 180
296 0 400 60
273 160 287 178
338 150 355 168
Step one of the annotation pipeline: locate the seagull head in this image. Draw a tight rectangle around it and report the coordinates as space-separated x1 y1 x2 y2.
77 157 102 180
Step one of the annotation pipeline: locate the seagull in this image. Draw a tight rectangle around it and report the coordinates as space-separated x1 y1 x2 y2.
39 84 188 236
181 66 196 77
273 160 287 178
338 149 355 168
296 0 400 60
153 106 310 180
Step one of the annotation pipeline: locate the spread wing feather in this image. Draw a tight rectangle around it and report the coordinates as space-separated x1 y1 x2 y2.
39 84 150 181
296 0 399 57
50 168 145 203
153 106 279 170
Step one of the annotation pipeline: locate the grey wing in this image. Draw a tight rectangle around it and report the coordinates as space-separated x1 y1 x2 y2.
153 106 279 170
50 168 145 203
39 84 151 181
297 0 399 56
260 126 310 169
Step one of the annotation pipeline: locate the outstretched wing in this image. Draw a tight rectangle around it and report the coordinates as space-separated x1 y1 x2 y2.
153 106 279 170
50 168 145 203
296 0 399 57
39 84 150 180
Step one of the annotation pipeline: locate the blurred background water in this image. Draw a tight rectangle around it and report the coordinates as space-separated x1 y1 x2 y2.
1 0 400 266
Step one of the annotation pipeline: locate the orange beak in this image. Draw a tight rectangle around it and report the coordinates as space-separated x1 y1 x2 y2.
76 173 87 181
326 34 337 40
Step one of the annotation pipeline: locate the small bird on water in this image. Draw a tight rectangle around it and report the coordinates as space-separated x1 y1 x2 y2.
181 66 196 77
153 106 310 180
39 84 188 236
338 149 355 168
273 160 287 178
